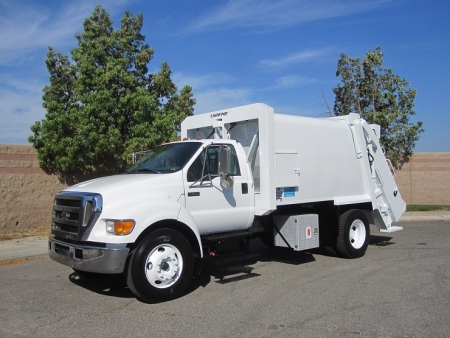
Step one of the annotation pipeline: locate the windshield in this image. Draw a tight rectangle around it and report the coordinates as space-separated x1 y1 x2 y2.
127 142 202 174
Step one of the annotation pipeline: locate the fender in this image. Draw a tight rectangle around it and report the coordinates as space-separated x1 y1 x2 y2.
177 204 203 257
87 195 203 257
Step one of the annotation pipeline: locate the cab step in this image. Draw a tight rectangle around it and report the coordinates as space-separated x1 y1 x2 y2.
201 230 253 244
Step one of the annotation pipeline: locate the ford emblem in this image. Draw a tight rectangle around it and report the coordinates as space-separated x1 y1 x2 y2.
61 211 71 219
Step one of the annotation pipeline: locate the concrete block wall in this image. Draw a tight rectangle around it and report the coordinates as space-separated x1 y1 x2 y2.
1 144 449 232
0 145 66 232
395 152 450 205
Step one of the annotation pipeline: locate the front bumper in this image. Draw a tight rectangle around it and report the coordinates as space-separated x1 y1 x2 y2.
48 235 129 274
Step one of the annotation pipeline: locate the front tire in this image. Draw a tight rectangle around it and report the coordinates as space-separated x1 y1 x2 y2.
336 209 370 259
127 229 194 302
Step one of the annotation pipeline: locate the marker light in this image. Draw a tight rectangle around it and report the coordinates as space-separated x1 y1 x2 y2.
106 220 135 235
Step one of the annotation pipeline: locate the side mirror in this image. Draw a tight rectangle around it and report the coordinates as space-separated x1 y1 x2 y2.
218 145 234 188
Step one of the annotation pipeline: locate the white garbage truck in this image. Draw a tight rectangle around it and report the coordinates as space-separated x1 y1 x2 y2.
49 103 406 302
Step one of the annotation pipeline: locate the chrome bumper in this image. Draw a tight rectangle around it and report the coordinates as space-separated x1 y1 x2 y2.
48 235 129 274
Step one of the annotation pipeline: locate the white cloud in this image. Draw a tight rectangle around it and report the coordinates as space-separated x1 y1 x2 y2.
0 0 135 64
186 0 391 33
259 49 332 69
172 71 318 114
0 0 137 144
0 76 46 144
172 72 236 91
193 88 254 114
171 71 254 113
171 71 253 113
273 75 317 88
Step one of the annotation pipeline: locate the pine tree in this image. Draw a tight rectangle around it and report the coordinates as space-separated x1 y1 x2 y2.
29 6 195 183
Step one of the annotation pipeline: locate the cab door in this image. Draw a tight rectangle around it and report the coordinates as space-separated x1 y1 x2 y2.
183 143 254 235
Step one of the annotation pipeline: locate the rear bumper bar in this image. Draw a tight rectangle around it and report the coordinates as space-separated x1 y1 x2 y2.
48 235 129 274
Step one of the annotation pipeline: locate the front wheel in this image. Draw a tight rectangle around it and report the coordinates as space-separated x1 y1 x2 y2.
336 209 370 259
127 229 194 302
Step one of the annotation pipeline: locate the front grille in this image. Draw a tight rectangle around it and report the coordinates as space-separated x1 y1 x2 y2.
53 196 82 236
52 192 103 241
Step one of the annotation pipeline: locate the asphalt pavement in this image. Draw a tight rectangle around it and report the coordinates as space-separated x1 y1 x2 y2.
1 211 449 263
1 218 450 338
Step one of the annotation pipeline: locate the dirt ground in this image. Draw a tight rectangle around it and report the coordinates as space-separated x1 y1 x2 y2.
0 227 50 242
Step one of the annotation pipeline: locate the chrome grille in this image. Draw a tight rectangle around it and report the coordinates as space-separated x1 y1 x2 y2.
52 192 102 241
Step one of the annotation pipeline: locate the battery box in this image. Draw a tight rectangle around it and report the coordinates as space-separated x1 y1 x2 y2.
273 214 319 251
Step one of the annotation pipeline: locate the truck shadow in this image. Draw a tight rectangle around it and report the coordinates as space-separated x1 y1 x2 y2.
68 271 135 299
185 239 317 295
186 234 396 294
370 234 394 246
67 234 396 301
67 240 317 302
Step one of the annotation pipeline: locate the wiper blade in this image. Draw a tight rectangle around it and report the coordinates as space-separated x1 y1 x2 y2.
136 168 161 174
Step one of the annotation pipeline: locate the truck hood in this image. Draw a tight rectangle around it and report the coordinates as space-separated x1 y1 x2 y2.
65 173 183 196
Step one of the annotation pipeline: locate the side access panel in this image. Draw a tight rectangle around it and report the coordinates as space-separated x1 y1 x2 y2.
273 214 319 251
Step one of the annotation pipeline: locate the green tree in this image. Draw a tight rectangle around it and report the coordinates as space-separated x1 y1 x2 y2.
29 6 195 183
332 46 423 168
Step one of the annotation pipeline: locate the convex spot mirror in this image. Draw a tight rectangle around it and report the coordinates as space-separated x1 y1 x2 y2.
218 145 234 189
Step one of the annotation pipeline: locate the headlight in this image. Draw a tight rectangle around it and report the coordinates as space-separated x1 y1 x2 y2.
105 219 135 235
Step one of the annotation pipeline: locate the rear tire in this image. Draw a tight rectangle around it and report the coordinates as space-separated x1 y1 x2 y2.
336 209 370 259
127 229 194 302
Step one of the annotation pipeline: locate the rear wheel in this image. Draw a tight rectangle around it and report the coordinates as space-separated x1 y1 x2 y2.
127 229 194 302
336 209 370 258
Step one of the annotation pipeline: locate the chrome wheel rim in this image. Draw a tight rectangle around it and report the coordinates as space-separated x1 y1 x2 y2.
145 244 183 288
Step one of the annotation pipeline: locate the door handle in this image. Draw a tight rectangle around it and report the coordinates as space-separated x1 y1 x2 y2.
188 192 200 197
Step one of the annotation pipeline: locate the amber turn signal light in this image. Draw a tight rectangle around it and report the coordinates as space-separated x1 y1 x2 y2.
106 220 135 235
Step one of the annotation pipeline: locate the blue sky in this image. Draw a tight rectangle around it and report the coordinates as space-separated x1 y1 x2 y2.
1 0 449 151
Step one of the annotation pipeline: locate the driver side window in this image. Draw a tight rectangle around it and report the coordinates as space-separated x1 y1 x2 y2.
187 145 241 182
